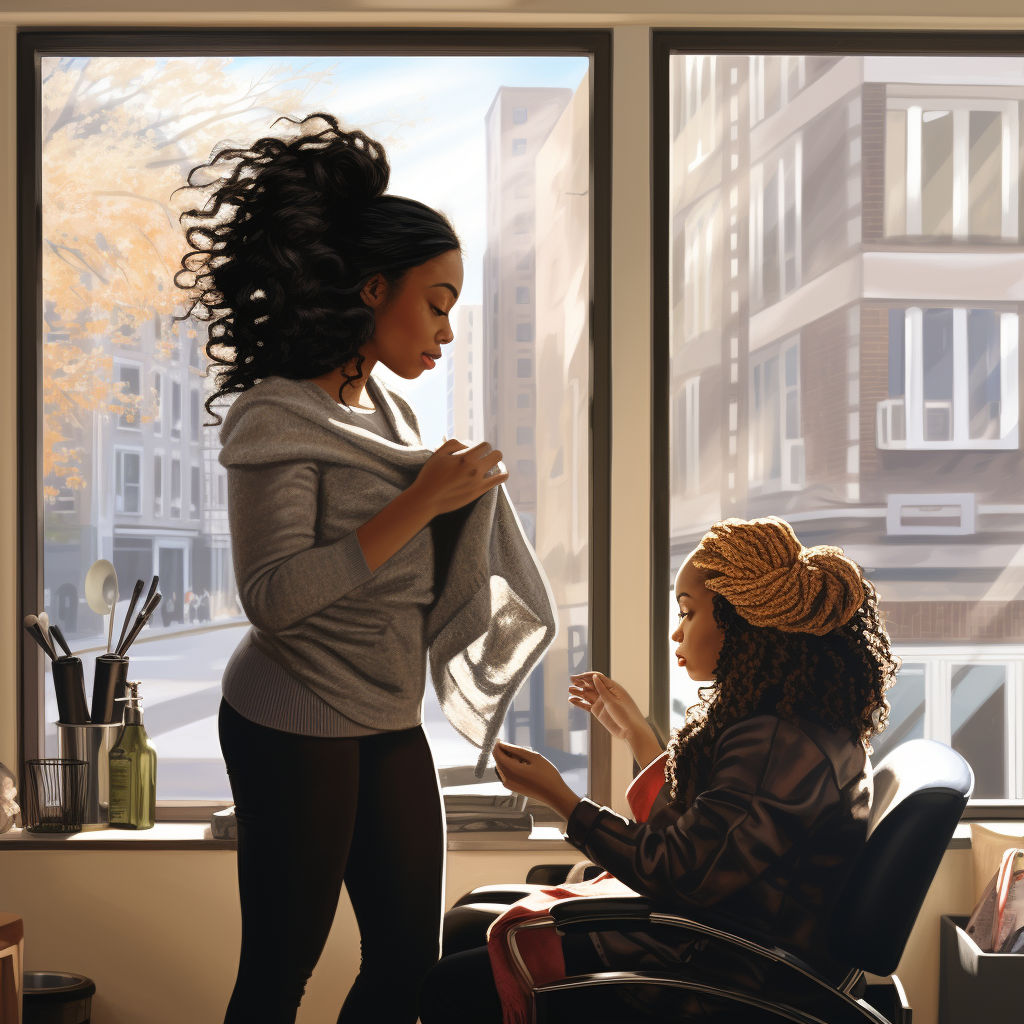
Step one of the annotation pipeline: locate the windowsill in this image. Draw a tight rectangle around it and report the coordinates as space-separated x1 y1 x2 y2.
0 823 574 852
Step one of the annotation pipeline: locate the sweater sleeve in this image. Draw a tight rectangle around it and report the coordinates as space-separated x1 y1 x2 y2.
227 460 373 633
563 717 837 911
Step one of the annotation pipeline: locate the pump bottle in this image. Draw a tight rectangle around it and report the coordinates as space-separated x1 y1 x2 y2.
108 680 157 830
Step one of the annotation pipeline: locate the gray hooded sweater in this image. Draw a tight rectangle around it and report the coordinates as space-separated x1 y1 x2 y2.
217 374 558 775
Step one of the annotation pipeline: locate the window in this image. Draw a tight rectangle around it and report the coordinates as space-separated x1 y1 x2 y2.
659 45 1024 810
885 99 1019 240
171 380 182 440
153 453 163 517
878 307 1018 450
170 455 181 520
30 40 605 811
749 337 804 490
516 392 532 409
114 449 142 514
190 388 200 443
116 363 141 429
153 371 162 436
517 426 533 446
872 651 1024 801
751 140 801 310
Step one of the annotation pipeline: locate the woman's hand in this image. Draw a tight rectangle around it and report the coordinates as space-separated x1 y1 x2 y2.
569 672 664 769
492 741 580 822
411 438 509 516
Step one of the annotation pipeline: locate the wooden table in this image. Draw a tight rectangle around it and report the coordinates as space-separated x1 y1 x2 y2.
0 913 22 1024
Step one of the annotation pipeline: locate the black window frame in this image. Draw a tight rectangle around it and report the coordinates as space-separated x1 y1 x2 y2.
651 29 1024 820
17 27 612 811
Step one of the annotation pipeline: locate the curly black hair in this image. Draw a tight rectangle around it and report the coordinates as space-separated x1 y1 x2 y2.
172 112 461 424
666 576 900 810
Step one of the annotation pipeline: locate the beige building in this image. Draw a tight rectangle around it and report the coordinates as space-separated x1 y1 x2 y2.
483 85 572 546
532 72 591 761
446 305 484 445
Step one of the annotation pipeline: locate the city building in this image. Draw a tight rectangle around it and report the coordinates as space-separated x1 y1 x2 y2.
483 84 572 548
43 307 238 638
446 304 483 445
670 54 1024 799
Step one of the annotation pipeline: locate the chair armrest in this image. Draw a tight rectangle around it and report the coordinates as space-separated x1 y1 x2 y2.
537 904 894 1024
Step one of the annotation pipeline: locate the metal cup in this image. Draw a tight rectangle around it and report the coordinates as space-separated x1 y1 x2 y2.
91 655 129 725
50 657 90 725
57 723 125 829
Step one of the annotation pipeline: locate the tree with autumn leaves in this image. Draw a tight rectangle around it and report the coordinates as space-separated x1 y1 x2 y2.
41 55 351 503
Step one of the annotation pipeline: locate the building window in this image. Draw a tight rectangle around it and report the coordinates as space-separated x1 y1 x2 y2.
516 392 532 409
878 307 1019 450
153 371 162 436
517 426 534 446
52 485 76 513
217 473 226 507
190 463 201 519
513 212 530 234
679 54 716 165
512 138 527 156
672 376 700 497
682 194 720 340
516 286 530 304
153 453 162 517
190 388 200 443
512 106 527 124
171 381 182 440
751 141 801 310
885 99 1019 240
516 322 534 343
749 337 804 490
517 460 535 474
116 363 141 429
517 358 532 378
871 652 1024 800
114 449 142 514
515 250 532 272
170 455 181 519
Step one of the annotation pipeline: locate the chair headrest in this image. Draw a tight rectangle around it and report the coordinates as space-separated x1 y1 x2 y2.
827 739 973 977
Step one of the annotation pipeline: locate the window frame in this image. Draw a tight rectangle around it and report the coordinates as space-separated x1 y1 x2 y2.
17 27 612 815
652 30 1024 819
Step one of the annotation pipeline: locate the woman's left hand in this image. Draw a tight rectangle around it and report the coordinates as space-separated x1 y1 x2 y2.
492 741 581 821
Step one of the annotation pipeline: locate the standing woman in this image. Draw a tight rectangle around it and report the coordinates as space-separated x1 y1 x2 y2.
174 113 516 1024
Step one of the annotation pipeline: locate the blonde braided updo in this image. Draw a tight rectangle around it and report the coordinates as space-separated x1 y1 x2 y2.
691 516 865 636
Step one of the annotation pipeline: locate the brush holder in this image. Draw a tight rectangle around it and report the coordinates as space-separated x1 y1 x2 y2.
50 657 90 726
57 725 124 829
91 655 129 725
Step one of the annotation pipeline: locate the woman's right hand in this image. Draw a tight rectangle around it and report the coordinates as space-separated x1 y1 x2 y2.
569 672 664 767
411 438 509 515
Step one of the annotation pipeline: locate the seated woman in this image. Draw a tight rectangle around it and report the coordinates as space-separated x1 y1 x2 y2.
418 515 899 1024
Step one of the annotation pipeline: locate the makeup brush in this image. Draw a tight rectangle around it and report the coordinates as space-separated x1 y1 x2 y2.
38 611 52 651
22 616 56 660
116 592 161 658
115 575 158 657
115 579 145 656
49 623 74 659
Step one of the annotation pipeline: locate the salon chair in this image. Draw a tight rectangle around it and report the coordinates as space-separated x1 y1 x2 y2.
451 737 974 1024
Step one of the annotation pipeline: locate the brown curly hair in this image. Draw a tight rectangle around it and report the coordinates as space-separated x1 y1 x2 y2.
666 517 900 808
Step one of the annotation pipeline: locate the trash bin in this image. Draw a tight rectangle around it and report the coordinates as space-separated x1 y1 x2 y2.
22 971 95 1024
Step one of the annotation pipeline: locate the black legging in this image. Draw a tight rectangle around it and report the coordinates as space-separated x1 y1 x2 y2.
218 698 444 1024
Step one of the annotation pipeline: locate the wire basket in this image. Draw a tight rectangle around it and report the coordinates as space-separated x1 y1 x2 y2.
23 758 89 834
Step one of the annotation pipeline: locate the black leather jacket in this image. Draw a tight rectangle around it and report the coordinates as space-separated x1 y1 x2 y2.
564 713 872 991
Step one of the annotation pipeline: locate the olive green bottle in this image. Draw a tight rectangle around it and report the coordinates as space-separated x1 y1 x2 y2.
108 681 157 830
